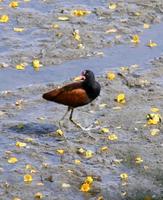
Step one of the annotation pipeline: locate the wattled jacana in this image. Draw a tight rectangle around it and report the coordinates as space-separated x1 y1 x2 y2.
42 70 101 130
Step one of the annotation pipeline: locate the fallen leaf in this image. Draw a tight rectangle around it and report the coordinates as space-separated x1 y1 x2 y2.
107 72 116 80
16 141 27 148
146 113 161 125
8 157 18 164
16 63 25 70
13 27 24 32
74 159 81 164
32 59 40 69
151 107 159 112
72 29 81 41
56 149 64 154
85 150 93 158
85 176 94 184
100 146 109 152
120 173 128 181
80 182 91 192
108 3 117 10
150 128 160 136
131 34 140 44
116 93 126 104
55 129 64 136
100 127 109 133
24 174 33 183
105 28 117 33
62 183 71 188
135 156 143 164
9 1 19 8
72 9 91 17
143 23 150 29
58 16 69 21
0 15 9 23
147 40 157 47
108 134 118 141
34 192 43 199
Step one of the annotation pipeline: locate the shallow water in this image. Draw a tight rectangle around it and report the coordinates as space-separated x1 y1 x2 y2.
0 22 163 91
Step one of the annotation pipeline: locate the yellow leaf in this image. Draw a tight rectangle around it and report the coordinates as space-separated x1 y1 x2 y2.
77 43 85 49
13 198 21 200
0 15 9 23
16 141 27 148
107 72 116 80
97 196 104 200
105 28 117 33
108 3 117 10
100 146 109 152
24 174 33 183
8 157 18 164
72 30 80 41
74 159 81 164
51 24 59 29
150 128 160 136
143 23 150 29
135 156 143 164
9 1 19 8
85 150 93 158
150 107 159 112
108 134 118 141
116 93 126 104
55 129 64 136
32 59 40 68
77 147 85 154
85 176 93 184
56 149 64 154
80 182 91 192
34 192 43 199
146 113 161 125
131 34 140 44
147 40 157 47
134 12 141 16
99 103 107 108
58 16 69 21
100 127 109 133
120 173 128 181
16 63 25 70
13 27 24 32
72 9 91 17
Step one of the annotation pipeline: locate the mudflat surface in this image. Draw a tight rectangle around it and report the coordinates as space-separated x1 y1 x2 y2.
0 0 163 200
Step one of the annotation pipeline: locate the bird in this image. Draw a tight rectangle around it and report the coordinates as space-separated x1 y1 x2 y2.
42 70 101 130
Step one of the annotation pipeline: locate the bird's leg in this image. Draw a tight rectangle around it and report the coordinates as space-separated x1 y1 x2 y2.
59 107 71 128
69 108 84 129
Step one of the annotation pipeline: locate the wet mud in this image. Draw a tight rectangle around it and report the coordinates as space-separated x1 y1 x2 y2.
0 0 163 200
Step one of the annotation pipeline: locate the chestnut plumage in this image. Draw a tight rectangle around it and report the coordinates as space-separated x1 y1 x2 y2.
42 70 101 129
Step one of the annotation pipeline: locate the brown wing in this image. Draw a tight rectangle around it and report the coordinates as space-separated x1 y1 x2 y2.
42 81 90 107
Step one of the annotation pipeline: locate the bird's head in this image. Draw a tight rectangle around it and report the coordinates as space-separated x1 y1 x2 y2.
82 70 95 82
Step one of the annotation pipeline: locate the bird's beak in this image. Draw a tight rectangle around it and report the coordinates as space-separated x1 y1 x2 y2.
73 75 86 81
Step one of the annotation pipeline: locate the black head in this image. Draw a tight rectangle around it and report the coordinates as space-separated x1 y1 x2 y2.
82 70 95 83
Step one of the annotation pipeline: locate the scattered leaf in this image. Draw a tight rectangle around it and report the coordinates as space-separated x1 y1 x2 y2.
80 182 91 192
108 3 117 10
8 157 18 164
72 29 81 41
85 150 93 158
9 1 19 8
131 34 140 44
85 176 94 184
55 129 64 136
51 24 59 29
107 72 116 80
74 159 81 164
16 141 27 148
100 146 109 152
108 134 118 141
32 59 40 69
24 174 33 183
56 149 64 154
151 107 159 112
62 183 71 188
13 27 24 32
58 16 69 21
34 192 43 199
147 40 157 47
72 9 91 17
146 113 161 125
120 173 128 181
135 156 143 164
150 128 160 136
0 15 9 23
16 63 25 70
100 127 109 133
105 28 117 33
116 93 126 104
143 23 150 29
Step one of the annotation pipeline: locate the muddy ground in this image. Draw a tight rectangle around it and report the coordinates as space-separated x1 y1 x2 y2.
0 0 163 200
